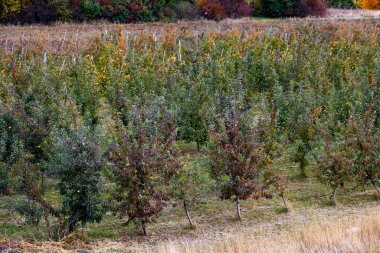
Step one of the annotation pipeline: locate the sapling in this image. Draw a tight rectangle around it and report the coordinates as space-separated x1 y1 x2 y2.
51 126 105 235
109 97 182 235
170 156 214 228
210 104 269 221
315 131 351 204
348 97 380 196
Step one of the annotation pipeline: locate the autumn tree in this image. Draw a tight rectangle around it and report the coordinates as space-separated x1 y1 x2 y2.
256 104 289 210
347 97 380 196
210 103 269 221
12 153 62 238
362 0 379 9
0 94 49 196
354 0 379 9
315 131 351 204
0 0 25 20
313 88 354 205
109 97 182 236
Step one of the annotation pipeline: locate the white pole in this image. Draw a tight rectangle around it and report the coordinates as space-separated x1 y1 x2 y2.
43 51 47 76
4 35 8 54
178 39 182 62
59 30 67 52
60 57 66 74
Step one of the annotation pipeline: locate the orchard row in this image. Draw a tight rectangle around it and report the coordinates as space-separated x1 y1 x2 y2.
0 22 379 237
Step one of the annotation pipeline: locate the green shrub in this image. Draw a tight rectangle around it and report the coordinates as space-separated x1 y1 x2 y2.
112 7 129 23
52 126 105 232
260 0 304 17
138 9 154 22
0 109 22 195
329 0 355 8
0 162 9 195
0 0 24 21
253 0 263 15
51 0 71 21
6 199 43 227
174 1 200 19
79 0 101 20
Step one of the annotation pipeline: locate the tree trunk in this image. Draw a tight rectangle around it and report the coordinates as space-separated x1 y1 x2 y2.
370 180 380 197
280 193 288 209
1 185 10 195
43 211 51 239
332 187 337 204
196 141 200 152
364 171 380 197
236 195 242 221
183 199 194 228
40 171 45 194
141 219 147 236
300 163 307 178
64 223 70 238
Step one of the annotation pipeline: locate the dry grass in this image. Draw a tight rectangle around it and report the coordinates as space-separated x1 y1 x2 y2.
2 202 380 252
1 16 380 55
326 8 380 19
0 236 95 252
86 202 380 253
150 213 380 253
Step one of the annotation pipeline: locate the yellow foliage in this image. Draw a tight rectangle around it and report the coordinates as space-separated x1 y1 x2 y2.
0 0 27 19
354 0 379 9
117 25 126 52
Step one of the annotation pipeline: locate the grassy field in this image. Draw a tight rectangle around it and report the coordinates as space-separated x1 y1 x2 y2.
0 16 379 54
1 15 380 252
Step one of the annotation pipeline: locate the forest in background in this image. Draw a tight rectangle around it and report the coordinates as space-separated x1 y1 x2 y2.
0 0 370 24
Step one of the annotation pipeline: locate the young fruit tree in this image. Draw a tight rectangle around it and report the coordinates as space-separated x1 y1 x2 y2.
12 154 62 239
0 108 22 195
109 98 182 236
348 97 380 196
210 104 270 221
177 86 209 151
51 126 105 235
275 88 318 178
169 156 215 228
315 131 351 204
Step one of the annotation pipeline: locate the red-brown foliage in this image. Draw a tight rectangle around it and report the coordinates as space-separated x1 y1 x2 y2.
301 0 327 16
196 0 252 19
109 100 182 236
210 106 269 220
196 0 226 19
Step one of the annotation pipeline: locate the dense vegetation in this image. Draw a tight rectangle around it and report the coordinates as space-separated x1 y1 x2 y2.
3 0 380 24
1 0 367 24
0 20 380 239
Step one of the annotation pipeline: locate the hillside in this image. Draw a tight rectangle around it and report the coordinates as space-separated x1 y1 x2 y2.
1 17 380 253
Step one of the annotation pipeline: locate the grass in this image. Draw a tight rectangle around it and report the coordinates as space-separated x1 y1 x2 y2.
0 223 47 241
149 213 380 253
3 203 380 252
275 207 289 214
87 229 117 240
